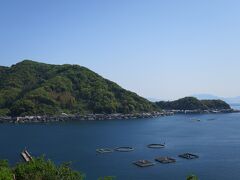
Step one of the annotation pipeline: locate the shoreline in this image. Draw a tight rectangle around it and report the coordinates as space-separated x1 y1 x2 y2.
0 109 239 123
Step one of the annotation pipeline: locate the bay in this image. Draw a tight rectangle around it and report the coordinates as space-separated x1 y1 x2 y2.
1 113 240 179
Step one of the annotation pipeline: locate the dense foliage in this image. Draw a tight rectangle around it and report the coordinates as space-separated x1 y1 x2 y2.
201 99 231 110
186 175 199 180
155 97 230 110
0 60 158 116
0 157 85 180
0 157 196 180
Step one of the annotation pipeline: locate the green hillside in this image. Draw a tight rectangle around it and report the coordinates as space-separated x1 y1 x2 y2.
0 60 157 116
155 97 231 110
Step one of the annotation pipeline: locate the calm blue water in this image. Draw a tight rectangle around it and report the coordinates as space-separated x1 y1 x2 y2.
1 113 240 180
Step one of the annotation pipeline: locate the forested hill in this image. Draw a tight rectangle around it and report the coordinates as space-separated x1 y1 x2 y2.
0 60 157 116
155 97 231 110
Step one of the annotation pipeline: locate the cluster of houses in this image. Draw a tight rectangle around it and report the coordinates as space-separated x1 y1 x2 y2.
0 108 237 123
0 111 172 123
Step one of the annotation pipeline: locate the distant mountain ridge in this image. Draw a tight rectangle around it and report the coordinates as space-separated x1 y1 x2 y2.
193 94 240 104
0 60 157 116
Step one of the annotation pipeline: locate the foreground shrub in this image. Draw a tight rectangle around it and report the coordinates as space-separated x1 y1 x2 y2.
0 157 85 180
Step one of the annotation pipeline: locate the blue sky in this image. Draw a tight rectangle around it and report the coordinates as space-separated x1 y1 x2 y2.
1 0 240 100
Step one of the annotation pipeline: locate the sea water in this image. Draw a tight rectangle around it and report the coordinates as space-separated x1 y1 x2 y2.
1 113 240 180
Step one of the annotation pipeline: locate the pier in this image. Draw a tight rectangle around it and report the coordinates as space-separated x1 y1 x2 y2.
21 150 33 162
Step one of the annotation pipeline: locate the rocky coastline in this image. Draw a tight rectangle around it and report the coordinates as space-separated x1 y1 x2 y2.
0 108 238 123
0 112 170 123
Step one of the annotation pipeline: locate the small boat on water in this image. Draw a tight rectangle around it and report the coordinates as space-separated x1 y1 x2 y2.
191 119 201 122
207 118 215 121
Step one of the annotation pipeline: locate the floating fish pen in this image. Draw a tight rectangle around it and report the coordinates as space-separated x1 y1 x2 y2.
155 156 176 164
96 148 113 154
178 153 199 159
147 144 165 148
115 147 134 152
133 160 155 167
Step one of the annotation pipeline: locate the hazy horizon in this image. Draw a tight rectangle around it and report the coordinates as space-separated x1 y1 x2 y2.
1 0 240 99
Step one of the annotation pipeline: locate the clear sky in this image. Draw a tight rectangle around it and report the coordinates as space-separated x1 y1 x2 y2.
1 0 240 100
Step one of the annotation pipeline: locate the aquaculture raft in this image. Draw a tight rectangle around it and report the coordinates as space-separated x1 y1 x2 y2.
147 144 165 148
115 147 134 152
155 156 176 164
178 153 199 159
133 160 155 167
96 148 113 154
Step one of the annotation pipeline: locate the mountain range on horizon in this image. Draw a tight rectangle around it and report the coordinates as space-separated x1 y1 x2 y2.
192 94 240 104
148 94 240 105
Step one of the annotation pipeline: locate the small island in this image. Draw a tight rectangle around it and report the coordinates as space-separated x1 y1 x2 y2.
155 97 233 114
